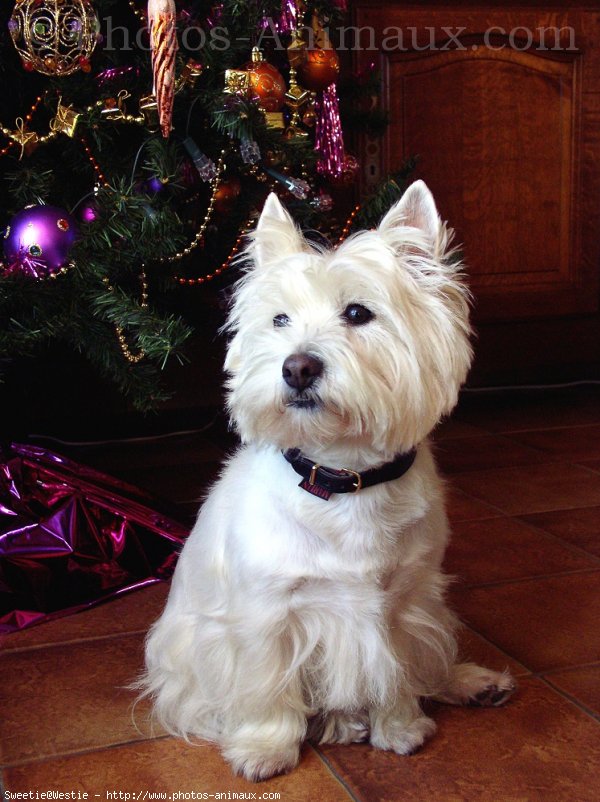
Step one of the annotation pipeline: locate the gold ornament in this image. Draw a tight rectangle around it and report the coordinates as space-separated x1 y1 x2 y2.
11 118 39 159
51 99 81 137
9 0 100 77
264 112 285 130
176 58 204 92
287 28 307 69
101 90 131 122
224 69 250 95
139 94 160 131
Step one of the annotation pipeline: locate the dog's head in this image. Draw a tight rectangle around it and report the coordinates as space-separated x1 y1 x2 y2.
224 181 472 457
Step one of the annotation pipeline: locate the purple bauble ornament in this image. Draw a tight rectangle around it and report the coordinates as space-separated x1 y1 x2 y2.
145 176 164 194
3 205 77 278
80 204 98 223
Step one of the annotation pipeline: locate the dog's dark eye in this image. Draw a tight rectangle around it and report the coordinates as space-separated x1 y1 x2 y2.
273 313 291 328
343 304 374 326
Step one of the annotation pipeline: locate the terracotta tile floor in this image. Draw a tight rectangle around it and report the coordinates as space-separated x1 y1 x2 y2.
2 388 600 801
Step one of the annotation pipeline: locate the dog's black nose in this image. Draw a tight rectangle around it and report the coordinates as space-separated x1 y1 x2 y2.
282 353 323 391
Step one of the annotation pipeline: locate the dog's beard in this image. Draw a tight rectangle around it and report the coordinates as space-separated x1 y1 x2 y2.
284 388 324 411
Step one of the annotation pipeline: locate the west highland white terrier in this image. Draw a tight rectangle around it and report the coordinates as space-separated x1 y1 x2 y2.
139 181 515 781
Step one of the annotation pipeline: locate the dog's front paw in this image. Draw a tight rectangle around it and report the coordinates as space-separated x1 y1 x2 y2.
370 715 436 756
225 744 300 782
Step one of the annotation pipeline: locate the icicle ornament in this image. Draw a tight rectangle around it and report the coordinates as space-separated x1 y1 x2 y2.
148 0 178 138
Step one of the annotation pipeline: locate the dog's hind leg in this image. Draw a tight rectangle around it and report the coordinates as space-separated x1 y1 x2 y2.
434 662 516 707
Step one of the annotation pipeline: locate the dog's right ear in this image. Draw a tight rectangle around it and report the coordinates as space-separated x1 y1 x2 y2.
252 193 305 268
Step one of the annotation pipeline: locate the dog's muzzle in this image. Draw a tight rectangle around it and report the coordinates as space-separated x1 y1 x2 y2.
282 352 324 410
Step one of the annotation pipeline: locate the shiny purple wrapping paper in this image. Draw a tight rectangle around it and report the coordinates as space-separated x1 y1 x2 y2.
0 443 189 634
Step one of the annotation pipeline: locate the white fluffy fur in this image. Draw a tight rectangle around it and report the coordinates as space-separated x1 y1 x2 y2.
138 181 515 781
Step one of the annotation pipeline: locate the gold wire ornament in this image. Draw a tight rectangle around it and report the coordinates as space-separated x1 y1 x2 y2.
9 0 100 77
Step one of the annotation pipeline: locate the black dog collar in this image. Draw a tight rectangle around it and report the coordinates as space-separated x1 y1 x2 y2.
283 447 417 500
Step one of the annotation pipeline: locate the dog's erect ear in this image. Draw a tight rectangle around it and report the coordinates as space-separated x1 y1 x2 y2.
378 180 440 247
252 192 304 267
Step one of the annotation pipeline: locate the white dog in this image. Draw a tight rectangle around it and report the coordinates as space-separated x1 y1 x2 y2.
139 182 515 781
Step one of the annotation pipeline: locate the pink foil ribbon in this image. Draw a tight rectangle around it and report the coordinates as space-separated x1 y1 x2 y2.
0 443 189 634
315 83 346 178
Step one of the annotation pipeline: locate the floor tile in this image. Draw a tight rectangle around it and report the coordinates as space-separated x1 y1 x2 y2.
445 486 503 523
0 634 157 766
457 626 530 678
319 677 600 802
432 418 490 441
451 572 600 672
455 388 600 433
509 424 600 462
518 507 600 558
0 583 169 652
451 463 600 515
3 738 353 802
543 664 600 717
444 517 597 586
434 434 549 474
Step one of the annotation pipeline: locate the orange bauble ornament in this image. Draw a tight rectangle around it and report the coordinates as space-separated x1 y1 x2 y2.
214 176 242 215
247 48 286 112
298 48 340 92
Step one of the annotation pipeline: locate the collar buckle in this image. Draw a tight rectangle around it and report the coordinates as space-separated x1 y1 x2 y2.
341 467 362 492
308 463 320 486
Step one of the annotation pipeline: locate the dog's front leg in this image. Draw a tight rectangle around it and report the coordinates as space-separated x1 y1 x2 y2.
369 693 436 756
222 704 307 782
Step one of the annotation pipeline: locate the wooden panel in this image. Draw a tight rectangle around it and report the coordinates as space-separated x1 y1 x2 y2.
387 44 578 315
351 4 600 324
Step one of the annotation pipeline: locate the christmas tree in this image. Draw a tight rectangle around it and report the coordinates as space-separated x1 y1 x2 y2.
0 0 411 413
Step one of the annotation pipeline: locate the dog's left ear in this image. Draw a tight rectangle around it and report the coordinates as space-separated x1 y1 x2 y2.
252 193 305 268
378 180 441 251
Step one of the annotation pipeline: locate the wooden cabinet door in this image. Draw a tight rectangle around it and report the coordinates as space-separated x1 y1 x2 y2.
351 2 600 382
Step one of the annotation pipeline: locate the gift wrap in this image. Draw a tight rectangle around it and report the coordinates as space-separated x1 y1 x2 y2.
0 443 189 633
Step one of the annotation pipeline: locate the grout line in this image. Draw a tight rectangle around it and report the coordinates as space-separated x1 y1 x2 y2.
512 515 600 565
572 461 600 477
460 625 531 676
0 628 150 656
459 565 600 592
538 675 600 725
1 734 173 771
539 660 600 678
445 482 509 518
499 421 600 435
310 745 363 802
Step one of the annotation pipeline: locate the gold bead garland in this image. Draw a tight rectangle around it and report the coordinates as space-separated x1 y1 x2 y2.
79 135 109 187
336 204 361 246
102 268 149 364
174 213 256 286
157 152 226 266
128 0 146 22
